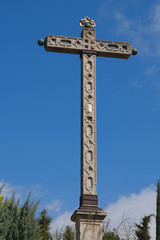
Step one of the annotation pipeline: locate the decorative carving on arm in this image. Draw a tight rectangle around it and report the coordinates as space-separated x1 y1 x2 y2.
95 40 132 58
45 35 83 54
45 35 132 59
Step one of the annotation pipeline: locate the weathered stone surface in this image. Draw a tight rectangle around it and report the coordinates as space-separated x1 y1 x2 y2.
45 30 132 59
71 28 107 240
71 209 107 240
81 28 97 197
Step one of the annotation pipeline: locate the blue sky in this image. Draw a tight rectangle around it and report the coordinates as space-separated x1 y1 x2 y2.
1 0 160 238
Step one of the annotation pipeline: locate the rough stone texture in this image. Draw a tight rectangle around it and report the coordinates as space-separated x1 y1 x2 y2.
71 29 107 240
71 209 107 240
45 32 132 59
81 28 97 197
80 195 99 209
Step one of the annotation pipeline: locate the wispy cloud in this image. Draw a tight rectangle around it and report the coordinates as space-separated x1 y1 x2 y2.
46 199 62 213
128 79 147 90
144 65 160 92
152 3 160 33
0 180 22 199
50 211 74 233
116 64 159 94
98 0 114 19
116 78 147 96
145 66 156 77
0 180 46 204
114 11 131 34
98 1 160 58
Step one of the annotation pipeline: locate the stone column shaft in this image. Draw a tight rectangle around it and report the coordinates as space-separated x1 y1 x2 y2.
80 28 99 209
71 26 107 240
81 52 97 196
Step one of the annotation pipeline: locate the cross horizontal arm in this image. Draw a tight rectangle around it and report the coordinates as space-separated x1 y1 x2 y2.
44 35 132 59
95 39 132 59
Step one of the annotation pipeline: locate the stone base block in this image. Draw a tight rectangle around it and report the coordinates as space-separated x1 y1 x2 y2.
71 209 107 240
79 194 103 211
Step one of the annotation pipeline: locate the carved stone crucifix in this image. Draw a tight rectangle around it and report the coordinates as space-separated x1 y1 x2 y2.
38 16 137 240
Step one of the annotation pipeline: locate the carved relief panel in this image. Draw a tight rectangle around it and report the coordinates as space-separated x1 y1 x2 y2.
81 28 97 195
45 33 132 59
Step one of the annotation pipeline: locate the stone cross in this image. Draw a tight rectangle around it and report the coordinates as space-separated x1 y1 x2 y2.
38 16 137 240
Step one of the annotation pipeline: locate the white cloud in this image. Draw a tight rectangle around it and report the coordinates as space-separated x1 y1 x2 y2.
104 185 156 239
114 11 131 34
145 66 156 77
0 181 45 204
144 66 160 92
120 65 156 92
46 199 62 213
0 180 22 199
98 1 160 57
128 79 146 89
50 211 74 233
50 185 156 239
152 3 160 33
98 0 114 19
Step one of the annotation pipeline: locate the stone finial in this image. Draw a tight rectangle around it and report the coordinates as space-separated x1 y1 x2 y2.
80 16 96 28
38 39 45 46
132 48 138 55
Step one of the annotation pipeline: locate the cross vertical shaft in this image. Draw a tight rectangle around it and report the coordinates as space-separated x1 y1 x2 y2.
71 27 107 240
81 52 97 196
80 28 98 208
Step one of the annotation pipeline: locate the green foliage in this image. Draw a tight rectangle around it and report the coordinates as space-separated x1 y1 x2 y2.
62 225 75 240
52 226 75 240
0 186 42 240
38 209 52 240
102 221 121 240
52 228 63 240
103 231 121 240
156 181 160 240
0 193 20 239
18 192 41 240
135 214 154 240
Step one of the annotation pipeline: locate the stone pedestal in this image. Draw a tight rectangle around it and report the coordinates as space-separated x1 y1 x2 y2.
71 208 107 240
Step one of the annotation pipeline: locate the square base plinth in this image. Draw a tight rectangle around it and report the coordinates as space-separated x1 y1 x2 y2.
71 209 107 240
